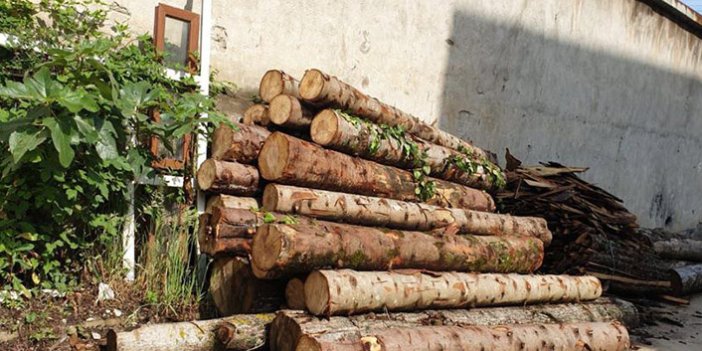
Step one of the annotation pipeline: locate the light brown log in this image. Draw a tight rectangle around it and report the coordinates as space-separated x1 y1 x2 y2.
270 94 315 129
211 122 271 163
259 69 300 102
285 278 306 310
297 322 629 351
653 238 702 262
200 237 252 257
242 104 270 126
311 109 503 191
262 184 551 245
270 299 638 351
197 159 259 195
209 257 285 315
304 270 601 316
250 222 543 279
299 69 494 161
205 195 259 214
106 313 274 351
670 264 702 296
258 132 495 211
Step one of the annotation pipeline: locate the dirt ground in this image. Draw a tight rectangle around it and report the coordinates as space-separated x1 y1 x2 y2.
632 294 702 350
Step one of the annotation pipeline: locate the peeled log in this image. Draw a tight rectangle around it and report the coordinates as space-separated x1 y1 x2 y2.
242 104 270 126
285 278 306 310
209 257 285 315
197 159 259 195
270 94 315 129
205 195 259 214
304 270 601 316
270 299 638 351
250 222 543 279
653 239 702 262
259 69 300 102
263 184 551 244
299 69 494 161
211 122 270 163
670 264 702 296
311 109 503 191
258 132 495 211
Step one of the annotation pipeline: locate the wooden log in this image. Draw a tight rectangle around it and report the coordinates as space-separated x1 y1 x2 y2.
297 322 629 351
197 159 259 195
250 222 543 279
209 257 285 315
269 94 315 129
211 122 271 163
205 195 259 214
285 277 306 310
258 132 495 211
271 298 638 351
304 270 601 316
262 184 552 245
299 69 494 162
106 313 274 351
200 237 252 257
259 69 300 102
242 104 270 126
670 264 702 296
653 239 702 262
311 109 504 191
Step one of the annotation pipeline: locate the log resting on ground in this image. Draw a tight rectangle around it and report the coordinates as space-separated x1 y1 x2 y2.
258 132 495 211
209 257 285 315
242 104 270 126
250 222 543 279
270 94 315 129
304 270 601 316
211 122 270 163
670 264 702 296
263 184 551 244
259 69 300 102
197 159 259 195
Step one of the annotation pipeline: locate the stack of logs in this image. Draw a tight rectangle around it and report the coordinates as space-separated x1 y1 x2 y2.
108 69 638 351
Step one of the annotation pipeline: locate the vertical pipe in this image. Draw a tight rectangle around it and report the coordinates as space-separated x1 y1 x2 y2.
122 181 136 282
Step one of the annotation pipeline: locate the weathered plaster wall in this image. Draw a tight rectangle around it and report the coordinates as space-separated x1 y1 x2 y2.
112 0 702 230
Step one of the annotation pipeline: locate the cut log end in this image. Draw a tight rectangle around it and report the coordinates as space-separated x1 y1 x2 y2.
300 69 325 102
252 225 283 273
196 159 217 190
262 183 280 211
243 104 270 126
304 270 330 316
260 70 285 102
286 278 306 310
295 335 321 351
270 94 296 125
310 109 339 146
259 132 290 180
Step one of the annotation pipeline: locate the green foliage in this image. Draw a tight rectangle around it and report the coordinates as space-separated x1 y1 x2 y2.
0 0 227 290
452 145 507 190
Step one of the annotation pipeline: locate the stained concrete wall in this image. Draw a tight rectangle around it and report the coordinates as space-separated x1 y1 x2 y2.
111 0 702 230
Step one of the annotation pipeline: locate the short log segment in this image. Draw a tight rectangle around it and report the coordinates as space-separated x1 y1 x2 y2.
106 313 274 351
299 69 493 161
304 270 601 316
259 69 300 102
211 122 270 163
285 278 306 310
270 94 315 129
197 159 259 196
243 104 270 126
670 264 702 296
258 132 495 211
251 222 543 279
271 298 638 351
205 195 259 214
311 109 503 191
209 257 285 315
653 239 702 262
263 184 551 245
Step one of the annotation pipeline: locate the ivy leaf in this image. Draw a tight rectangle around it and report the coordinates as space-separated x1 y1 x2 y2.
74 115 98 143
95 120 119 161
25 67 61 100
43 117 75 168
57 88 99 113
8 128 48 163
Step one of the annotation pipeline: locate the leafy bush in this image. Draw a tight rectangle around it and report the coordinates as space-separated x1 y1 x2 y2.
0 0 226 292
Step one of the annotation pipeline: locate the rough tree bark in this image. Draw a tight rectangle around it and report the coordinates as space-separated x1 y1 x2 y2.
653 239 702 262
304 270 601 316
197 159 259 195
270 94 315 129
242 104 270 126
262 184 551 244
299 69 495 162
285 277 306 310
205 195 259 214
211 122 270 163
250 222 543 279
270 299 638 351
670 264 702 296
310 109 503 191
208 257 285 315
258 132 495 211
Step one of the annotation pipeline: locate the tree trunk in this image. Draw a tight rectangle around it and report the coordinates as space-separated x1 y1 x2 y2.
262 184 551 245
209 257 285 315
259 69 300 102
270 94 316 129
250 222 543 279
670 264 702 296
653 239 702 262
270 299 638 351
310 109 503 191
243 104 270 126
205 195 259 214
197 159 259 195
258 132 495 211
297 322 629 351
211 122 271 163
299 69 495 162
106 313 274 351
304 270 601 316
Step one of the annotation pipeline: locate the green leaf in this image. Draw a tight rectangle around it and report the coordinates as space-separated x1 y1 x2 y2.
262 212 276 224
95 120 119 161
25 67 61 100
43 117 75 167
0 80 34 100
74 115 98 143
8 128 48 163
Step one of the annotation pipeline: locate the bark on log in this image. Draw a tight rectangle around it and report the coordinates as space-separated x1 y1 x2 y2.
259 69 300 102
211 122 270 163
205 195 259 214
262 184 551 244
200 237 252 257
197 159 259 195
653 239 702 262
285 277 306 310
258 132 495 211
304 270 601 316
106 313 274 351
311 109 503 191
299 69 494 162
670 264 702 296
209 257 285 315
297 322 629 351
242 104 270 126
270 94 315 129
250 222 543 279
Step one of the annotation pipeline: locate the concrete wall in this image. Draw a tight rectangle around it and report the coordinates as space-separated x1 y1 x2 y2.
112 0 702 230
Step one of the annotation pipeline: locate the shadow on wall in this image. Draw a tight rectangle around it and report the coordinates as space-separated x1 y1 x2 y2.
439 5 702 230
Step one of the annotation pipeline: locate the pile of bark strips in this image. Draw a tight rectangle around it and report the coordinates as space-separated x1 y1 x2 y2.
107 69 638 351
